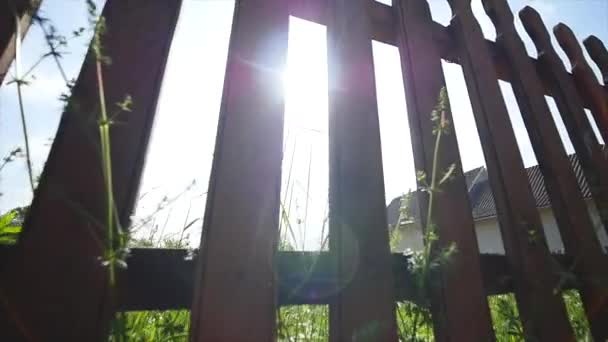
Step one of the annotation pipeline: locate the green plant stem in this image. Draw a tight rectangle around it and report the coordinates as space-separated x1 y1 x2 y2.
410 91 447 341
396 303 407 339
38 21 70 84
95 57 116 286
302 146 312 250
421 116 443 283
13 12 35 194
410 308 421 342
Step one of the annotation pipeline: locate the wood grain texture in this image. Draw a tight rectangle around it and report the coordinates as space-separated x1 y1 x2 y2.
326 0 397 340
395 0 494 340
555 24 608 143
0 0 182 341
446 0 575 340
484 1 608 339
188 1 289 341
520 6 608 244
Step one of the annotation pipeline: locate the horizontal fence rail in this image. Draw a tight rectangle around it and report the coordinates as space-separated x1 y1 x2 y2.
1 0 607 341
0 246 579 310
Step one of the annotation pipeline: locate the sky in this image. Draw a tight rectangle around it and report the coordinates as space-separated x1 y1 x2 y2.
0 0 606 250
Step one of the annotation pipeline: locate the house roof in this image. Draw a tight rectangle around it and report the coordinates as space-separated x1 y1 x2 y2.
387 153 592 226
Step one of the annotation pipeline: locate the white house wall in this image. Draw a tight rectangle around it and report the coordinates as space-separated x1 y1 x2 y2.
397 200 608 255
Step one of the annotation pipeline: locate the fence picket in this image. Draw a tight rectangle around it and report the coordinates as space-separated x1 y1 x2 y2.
394 0 494 340
555 24 608 143
326 0 397 340
584 35 608 86
188 1 289 341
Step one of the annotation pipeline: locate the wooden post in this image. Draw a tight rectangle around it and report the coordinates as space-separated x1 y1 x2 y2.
0 0 182 340
446 0 575 340
0 0 39 84
520 6 608 242
189 1 289 341
555 24 608 143
483 0 608 339
326 0 397 340
394 0 494 340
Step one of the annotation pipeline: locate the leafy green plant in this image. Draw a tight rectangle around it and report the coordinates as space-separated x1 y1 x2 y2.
489 294 524 341
562 290 592 341
277 305 328 342
109 310 190 342
0 209 24 245
394 87 458 341
395 301 433 342
109 229 192 341
489 290 591 342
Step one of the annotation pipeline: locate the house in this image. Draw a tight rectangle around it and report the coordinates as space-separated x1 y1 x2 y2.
387 154 608 254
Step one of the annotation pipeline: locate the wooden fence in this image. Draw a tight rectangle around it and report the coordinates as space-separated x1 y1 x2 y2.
1 0 607 340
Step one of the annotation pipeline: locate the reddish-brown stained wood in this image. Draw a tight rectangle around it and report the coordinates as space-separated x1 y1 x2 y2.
188 1 289 341
555 24 608 143
326 0 397 340
584 35 608 85
520 6 608 242
289 0 328 25
288 0 599 111
110 249 572 311
38 247 561 311
484 0 608 339
394 0 494 341
0 0 39 84
446 0 575 340
0 0 182 341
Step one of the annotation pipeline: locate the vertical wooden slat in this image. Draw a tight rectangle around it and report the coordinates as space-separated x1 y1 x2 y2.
394 0 494 341
446 0 575 340
0 0 39 84
520 7 608 241
555 24 608 143
584 35 608 85
483 0 608 339
189 1 289 341
0 0 182 340
326 0 397 340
